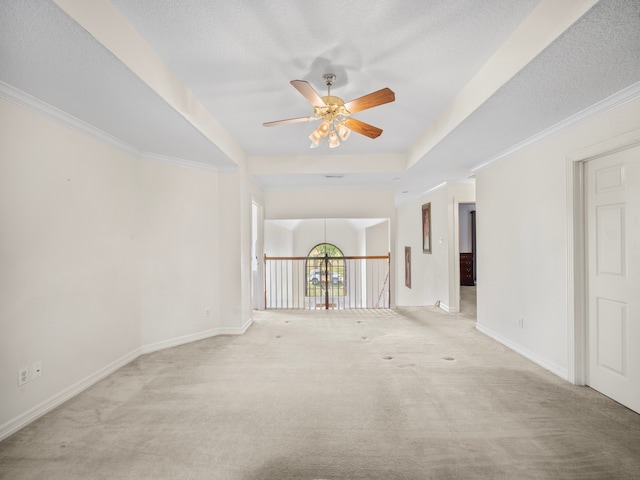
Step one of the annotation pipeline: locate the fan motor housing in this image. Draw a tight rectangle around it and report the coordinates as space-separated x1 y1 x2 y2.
316 95 349 119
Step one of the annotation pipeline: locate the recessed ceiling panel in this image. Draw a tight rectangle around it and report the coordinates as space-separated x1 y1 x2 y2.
110 0 540 156
2 1 638 206
0 0 234 168
405 0 640 188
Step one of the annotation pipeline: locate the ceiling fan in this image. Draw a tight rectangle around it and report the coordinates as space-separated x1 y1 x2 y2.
263 74 395 148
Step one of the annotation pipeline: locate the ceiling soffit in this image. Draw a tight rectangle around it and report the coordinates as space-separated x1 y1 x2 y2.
1 1 638 205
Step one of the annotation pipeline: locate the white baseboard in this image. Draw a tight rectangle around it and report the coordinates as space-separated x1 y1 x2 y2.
141 319 253 354
141 328 223 354
1 319 254 442
475 323 568 380
238 317 253 334
0 347 141 442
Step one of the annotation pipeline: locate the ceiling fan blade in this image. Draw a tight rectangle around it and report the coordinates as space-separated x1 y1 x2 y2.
263 116 315 127
343 118 383 139
344 87 395 114
290 80 326 107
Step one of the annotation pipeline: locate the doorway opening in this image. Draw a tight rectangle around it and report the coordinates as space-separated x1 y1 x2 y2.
459 203 476 286
459 203 477 316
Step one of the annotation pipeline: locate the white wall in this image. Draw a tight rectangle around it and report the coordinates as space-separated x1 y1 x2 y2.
216 171 252 330
264 221 294 257
0 98 142 435
475 95 640 380
395 183 475 310
366 220 390 256
356 227 366 256
262 221 295 309
293 219 359 256
0 97 252 439
139 161 221 349
364 221 391 307
264 188 395 220
264 218 390 258
264 188 397 304
262 218 392 309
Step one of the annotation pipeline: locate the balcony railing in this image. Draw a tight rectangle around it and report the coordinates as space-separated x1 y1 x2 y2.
264 254 390 309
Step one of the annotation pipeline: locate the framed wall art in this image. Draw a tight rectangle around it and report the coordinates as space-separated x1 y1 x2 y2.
422 202 432 254
404 246 411 288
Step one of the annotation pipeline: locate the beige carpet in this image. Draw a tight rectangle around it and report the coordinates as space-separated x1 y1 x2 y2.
2 289 640 479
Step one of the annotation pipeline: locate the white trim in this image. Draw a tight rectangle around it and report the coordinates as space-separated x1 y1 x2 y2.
53 0 244 164
414 181 448 198
141 320 253 354
471 81 640 174
439 302 450 313
0 81 139 157
0 81 235 173
259 182 396 193
567 127 640 163
566 158 587 385
566 130 640 386
476 323 568 380
0 347 141 442
232 317 253 335
396 181 448 208
141 328 224 354
1 320 253 442
449 198 462 314
140 152 237 173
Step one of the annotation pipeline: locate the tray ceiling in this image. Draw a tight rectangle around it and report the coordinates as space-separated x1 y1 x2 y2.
1 0 639 204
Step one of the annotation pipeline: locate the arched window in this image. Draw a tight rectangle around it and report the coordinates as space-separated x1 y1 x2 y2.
305 243 346 297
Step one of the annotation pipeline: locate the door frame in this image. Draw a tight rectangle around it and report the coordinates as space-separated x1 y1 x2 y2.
251 198 265 310
567 128 640 385
449 195 476 314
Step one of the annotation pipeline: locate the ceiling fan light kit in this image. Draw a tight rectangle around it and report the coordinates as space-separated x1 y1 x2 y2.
264 73 395 149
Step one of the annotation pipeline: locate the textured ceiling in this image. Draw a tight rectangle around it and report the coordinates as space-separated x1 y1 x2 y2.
402 0 640 195
107 0 539 156
0 0 233 168
1 1 639 205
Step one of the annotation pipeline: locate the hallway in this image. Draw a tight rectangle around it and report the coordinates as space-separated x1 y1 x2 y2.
1 301 639 479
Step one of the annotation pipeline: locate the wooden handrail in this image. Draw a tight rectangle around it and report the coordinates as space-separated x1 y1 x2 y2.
263 253 390 310
264 255 390 260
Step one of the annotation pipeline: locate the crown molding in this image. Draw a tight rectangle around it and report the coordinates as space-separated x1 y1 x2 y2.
471 81 640 173
0 81 235 173
0 81 139 157
140 152 237 173
395 181 449 207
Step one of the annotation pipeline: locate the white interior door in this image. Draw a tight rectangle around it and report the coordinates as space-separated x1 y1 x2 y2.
586 145 640 413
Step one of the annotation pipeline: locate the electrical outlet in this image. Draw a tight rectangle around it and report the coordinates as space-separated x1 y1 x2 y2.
18 366 29 386
205 307 210 317
32 362 42 379
518 318 524 328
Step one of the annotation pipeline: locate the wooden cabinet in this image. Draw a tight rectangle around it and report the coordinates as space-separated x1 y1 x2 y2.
460 252 474 286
